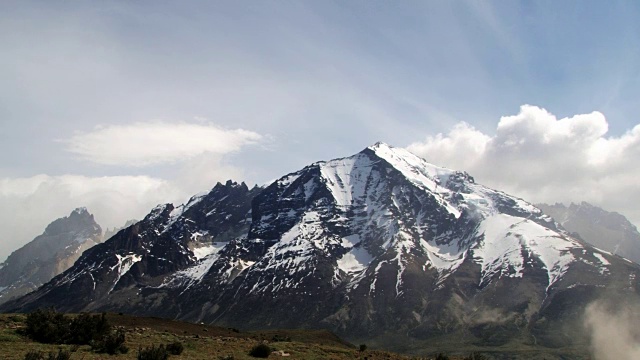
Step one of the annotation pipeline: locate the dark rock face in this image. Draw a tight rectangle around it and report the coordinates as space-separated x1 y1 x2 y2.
3 144 640 355
0 208 102 304
538 202 640 264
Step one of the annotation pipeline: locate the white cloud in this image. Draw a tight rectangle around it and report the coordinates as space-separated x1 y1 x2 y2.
407 105 640 227
0 118 262 262
64 121 262 166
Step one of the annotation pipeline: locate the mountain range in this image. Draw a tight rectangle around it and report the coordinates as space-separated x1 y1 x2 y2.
537 202 640 265
2 143 639 356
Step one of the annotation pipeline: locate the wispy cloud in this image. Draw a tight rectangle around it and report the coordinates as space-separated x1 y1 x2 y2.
584 299 640 360
407 105 640 226
64 121 262 166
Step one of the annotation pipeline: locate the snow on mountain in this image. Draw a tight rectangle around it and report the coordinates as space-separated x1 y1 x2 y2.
473 213 581 289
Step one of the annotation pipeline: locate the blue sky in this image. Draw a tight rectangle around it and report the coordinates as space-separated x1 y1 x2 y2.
1 1 640 260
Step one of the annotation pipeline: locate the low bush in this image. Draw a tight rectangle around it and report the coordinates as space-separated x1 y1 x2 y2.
91 328 128 354
23 309 113 346
23 309 70 344
23 309 129 354
23 351 44 360
248 343 272 358
137 344 169 360
270 334 291 342
68 312 110 344
166 341 184 355
23 349 71 360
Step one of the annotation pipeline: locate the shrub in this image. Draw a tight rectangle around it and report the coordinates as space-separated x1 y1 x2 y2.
69 312 110 344
248 343 272 358
24 309 114 346
46 350 71 360
23 308 70 344
9 315 25 323
137 345 169 360
435 353 450 360
166 341 184 355
23 350 71 360
24 351 44 360
91 329 128 354
270 334 291 342
359 344 367 352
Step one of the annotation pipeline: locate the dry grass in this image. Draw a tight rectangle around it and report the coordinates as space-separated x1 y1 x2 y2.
0 313 459 360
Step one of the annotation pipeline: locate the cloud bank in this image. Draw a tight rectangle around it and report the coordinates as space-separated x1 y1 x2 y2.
407 105 640 227
65 121 262 166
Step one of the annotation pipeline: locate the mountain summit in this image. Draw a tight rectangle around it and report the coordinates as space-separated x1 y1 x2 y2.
3 143 639 354
0 208 102 304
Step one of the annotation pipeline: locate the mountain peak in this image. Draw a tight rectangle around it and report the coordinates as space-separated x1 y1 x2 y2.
0 205 103 304
365 141 454 175
70 207 91 218
367 141 392 150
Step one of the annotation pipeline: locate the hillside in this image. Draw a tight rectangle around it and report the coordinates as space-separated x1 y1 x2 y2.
0 312 475 360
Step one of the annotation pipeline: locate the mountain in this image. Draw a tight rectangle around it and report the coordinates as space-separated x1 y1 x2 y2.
103 219 138 242
0 208 102 304
0 180 262 313
537 202 640 264
3 143 639 356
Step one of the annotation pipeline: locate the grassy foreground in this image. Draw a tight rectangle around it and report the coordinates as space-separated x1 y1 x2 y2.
0 313 465 360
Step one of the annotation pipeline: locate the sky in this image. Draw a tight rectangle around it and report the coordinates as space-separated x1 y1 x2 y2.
1 1 640 261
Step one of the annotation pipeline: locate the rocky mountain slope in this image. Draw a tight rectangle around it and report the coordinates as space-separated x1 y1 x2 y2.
537 202 640 264
3 143 639 355
0 208 103 304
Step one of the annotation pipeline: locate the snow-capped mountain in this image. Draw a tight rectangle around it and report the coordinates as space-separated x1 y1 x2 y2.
0 180 260 312
3 143 639 353
0 208 102 304
538 202 640 264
